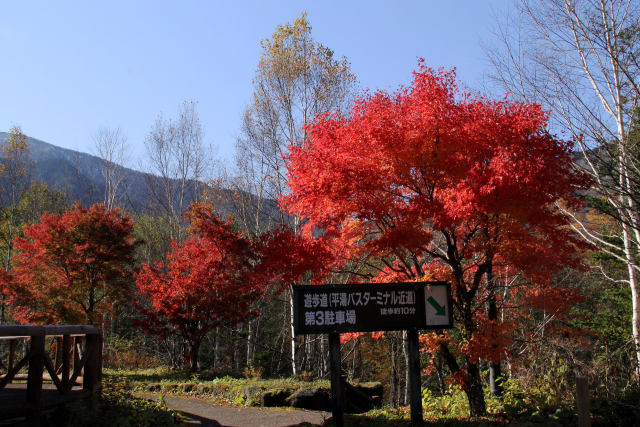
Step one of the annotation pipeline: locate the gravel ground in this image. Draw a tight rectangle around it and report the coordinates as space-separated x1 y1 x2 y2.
139 393 331 427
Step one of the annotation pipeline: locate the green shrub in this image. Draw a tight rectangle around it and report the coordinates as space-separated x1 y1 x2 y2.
422 385 469 419
60 373 179 426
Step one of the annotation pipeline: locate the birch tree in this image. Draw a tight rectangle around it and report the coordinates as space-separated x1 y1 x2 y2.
93 127 129 210
0 126 32 322
0 126 32 270
487 0 640 376
232 13 356 374
144 100 209 244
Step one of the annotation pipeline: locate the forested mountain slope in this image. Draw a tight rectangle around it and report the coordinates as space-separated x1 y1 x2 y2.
0 132 266 219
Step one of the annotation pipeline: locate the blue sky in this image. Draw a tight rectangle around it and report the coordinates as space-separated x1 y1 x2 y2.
0 1 507 170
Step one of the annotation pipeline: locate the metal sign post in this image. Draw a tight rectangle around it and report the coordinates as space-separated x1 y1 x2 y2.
292 282 453 426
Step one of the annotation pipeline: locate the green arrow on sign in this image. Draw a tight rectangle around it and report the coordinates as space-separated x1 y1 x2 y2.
427 296 446 316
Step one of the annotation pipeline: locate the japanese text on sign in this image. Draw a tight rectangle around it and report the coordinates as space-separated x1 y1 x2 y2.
302 290 417 326
293 283 443 335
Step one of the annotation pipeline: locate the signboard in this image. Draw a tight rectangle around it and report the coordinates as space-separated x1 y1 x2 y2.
424 283 452 327
293 281 452 335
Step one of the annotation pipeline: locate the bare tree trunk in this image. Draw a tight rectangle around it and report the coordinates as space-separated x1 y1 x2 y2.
403 331 410 405
487 266 503 396
276 327 286 374
390 333 399 407
2 209 14 323
321 335 328 376
300 335 308 373
246 320 253 368
435 355 446 395
623 221 640 376
233 330 240 372
289 289 298 376
214 327 221 369
190 340 201 373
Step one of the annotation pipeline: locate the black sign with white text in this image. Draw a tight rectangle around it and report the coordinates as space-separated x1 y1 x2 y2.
292 282 452 335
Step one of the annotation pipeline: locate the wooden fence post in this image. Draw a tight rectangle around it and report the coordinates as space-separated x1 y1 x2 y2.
61 335 71 392
407 328 423 426
26 333 45 423
8 339 16 380
96 333 103 392
83 334 100 393
84 333 102 412
329 332 344 427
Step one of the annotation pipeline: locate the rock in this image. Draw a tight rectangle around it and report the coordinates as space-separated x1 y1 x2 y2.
162 383 178 393
345 382 374 413
287 387 331 411
196 384 211 394
262 389 293 407
243 386 264 406
353 382 383 399
353 382 383 408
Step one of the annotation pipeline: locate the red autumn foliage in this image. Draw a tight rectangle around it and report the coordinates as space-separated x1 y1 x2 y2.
461 314 515 364
419 331 455 355
136 208 256 372
252 226 332 289
282 62 590 415
135 202 320 372
0 203 138 325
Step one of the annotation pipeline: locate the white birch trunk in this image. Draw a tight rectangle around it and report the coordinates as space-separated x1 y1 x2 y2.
290 289 298 376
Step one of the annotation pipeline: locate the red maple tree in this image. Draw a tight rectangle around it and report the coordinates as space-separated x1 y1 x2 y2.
0 203 138 325
135 203 322 372
282 62 589 415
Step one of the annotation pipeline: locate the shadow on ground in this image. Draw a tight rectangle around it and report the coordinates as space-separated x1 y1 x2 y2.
177 408 324 427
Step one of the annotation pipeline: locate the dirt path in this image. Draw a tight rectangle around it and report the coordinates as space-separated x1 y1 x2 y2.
139 393 331 427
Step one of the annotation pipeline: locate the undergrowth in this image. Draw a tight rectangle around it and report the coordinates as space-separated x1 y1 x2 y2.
103 368 640 425
110 367 330 406
50 372 180 426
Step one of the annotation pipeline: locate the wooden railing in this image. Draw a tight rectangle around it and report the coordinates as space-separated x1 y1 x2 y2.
0 325 102 421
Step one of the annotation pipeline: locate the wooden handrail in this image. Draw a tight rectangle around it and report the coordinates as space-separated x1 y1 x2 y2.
0 325 100 338
0 325 102 422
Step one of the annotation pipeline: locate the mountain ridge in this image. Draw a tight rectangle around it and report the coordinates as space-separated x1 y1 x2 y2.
0 131 239 217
